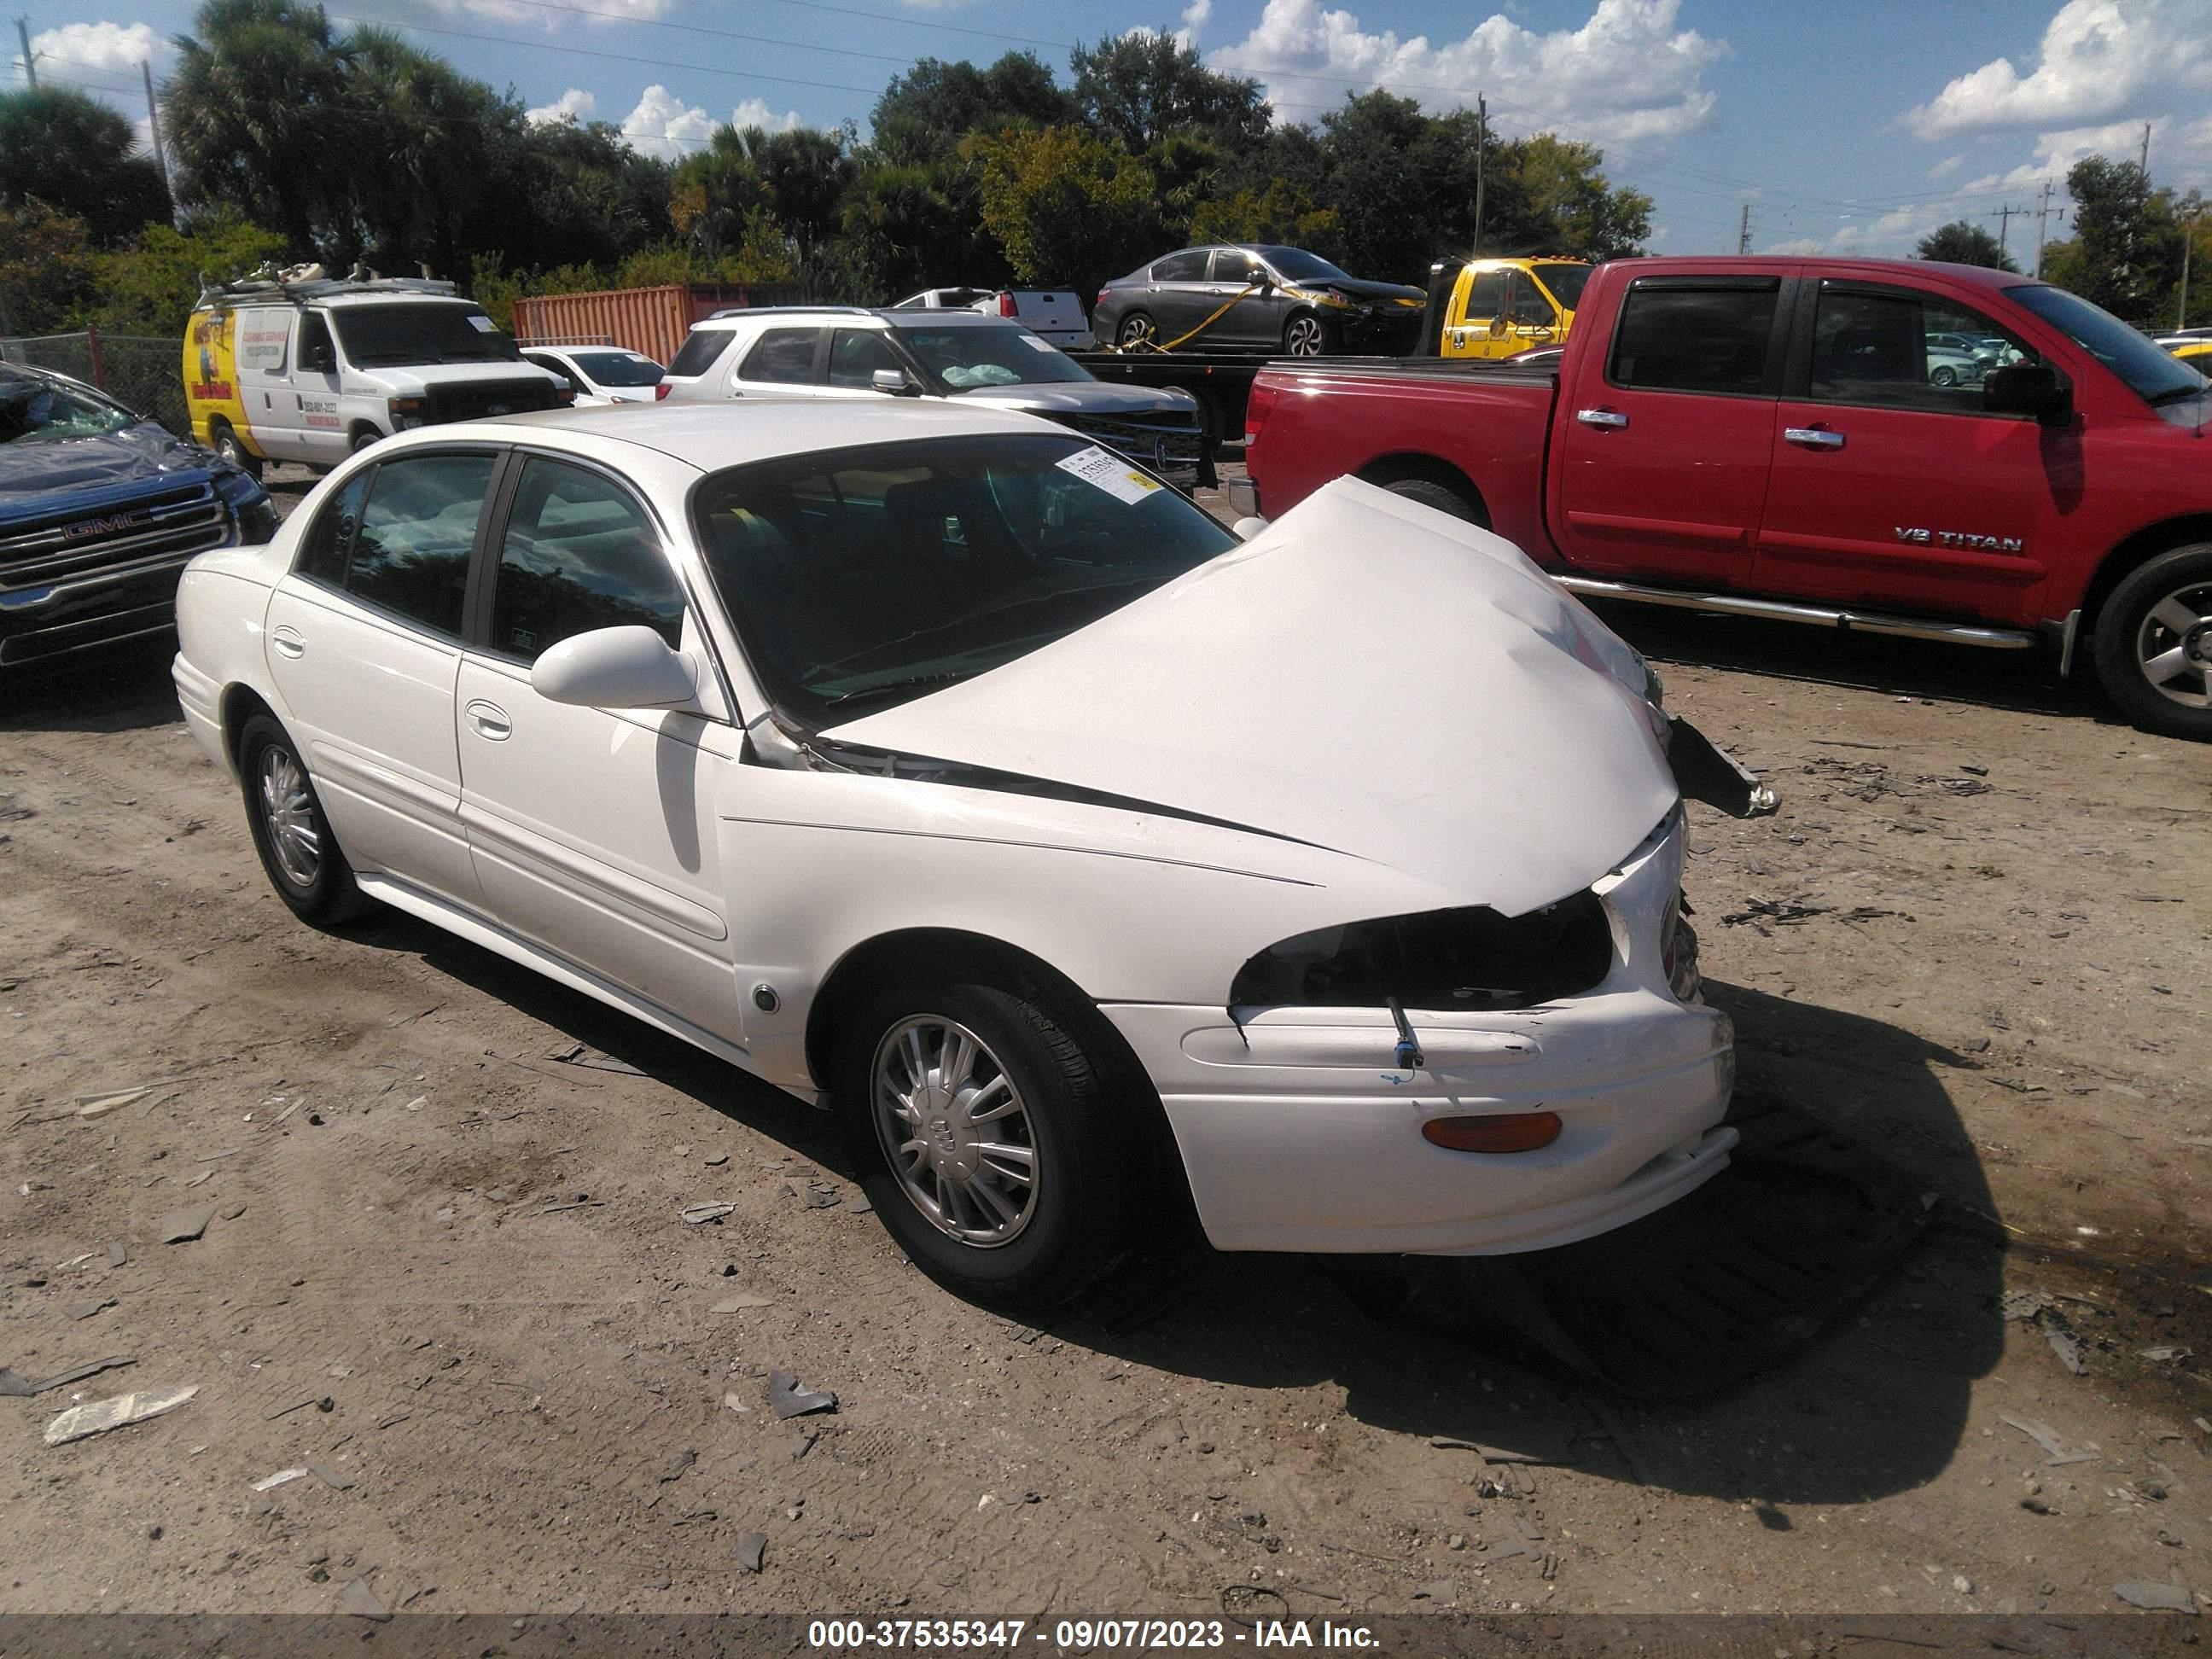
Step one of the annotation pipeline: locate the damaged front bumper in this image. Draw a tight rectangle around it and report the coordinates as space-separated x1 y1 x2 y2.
1668 715 1777 818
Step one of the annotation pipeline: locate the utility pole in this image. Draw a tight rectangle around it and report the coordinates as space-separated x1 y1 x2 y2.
1993 201 2030 264
1471 95 1487 259
2033 179 2055 279
14 17 35 89
141 59 172 201
2140 121 2152 178
1738 202 1752 255
2182 208 2200 331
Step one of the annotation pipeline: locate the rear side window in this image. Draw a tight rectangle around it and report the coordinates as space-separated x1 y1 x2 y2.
490 457 685 662
739 328 821 385
667 328 733 379
1152 250 1208 282
345 453 495 637
295 469 370 586
1609 283 1779 396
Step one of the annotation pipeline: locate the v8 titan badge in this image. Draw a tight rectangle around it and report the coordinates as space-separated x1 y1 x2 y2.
1056 443 1162 505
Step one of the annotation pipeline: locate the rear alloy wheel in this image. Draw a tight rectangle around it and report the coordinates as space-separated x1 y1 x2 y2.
1381 475 1483 525
2091 543 2212 741
1930 364 1957 387
1115 311 1156 349
237 713 373 924
837 976 1140 1308
1283 312 1336 357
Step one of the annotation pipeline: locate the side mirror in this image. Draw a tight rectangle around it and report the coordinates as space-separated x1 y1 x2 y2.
871 368 918 396
1983 360 2072 424
1254 273 1277 293
1231 515 1269 540
531 626 697 710
300 344 335 374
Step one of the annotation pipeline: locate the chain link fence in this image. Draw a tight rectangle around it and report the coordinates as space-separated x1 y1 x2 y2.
1 330 188 438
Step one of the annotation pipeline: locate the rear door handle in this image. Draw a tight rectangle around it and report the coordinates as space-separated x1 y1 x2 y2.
464 698 512 741
271 625 306 659
1784 426 1846 451
1576 408 1629 429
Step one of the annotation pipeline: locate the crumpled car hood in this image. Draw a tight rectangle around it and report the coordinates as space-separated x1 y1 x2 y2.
953 381 1197 418
822 476 1679 916
0 422 215 511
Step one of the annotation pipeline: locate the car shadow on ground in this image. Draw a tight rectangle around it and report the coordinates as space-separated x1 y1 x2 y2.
342 903 2006 1508
1585 599 2119 725
0 643 183 736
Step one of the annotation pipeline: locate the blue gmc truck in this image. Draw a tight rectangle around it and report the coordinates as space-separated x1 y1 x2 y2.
0 361 276 667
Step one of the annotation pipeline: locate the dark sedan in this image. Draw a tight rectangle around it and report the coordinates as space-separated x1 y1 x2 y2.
1092 245 1427 357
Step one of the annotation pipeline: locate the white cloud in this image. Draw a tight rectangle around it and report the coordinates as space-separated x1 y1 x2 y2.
1901 0 2212 140
525 86 597 126
1928 153 1964 178
1208 0 1727 144
731 96 804 134
621 84 717 160
28 19 163 80
1175 0 1213 49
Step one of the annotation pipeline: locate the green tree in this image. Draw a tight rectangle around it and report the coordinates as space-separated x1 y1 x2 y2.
0 201 97 335
972 125 1158 296
2040 154 2185 326
1069 32 1268 152
0 88 171 247
1505 134 1650 261
89 208 285 334
870 54 1069 166
1913 218 2018 271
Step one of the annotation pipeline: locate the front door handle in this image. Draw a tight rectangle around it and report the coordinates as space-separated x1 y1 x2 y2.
271 625 306 659
1784 426 1846 451
1576 408 1629 429
464 698 512 741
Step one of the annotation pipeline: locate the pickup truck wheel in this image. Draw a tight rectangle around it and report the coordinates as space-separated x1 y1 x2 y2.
836 975 1138 1309
1284 312 1337 357
1115 311 1155 348
210 421 261 481
1382 476 1483 525
2091 543 2212 741
236 714 374 924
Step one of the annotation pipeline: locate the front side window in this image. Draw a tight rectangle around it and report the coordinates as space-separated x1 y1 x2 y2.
691 433 1238 725
1151 250 1208 282
490 458 684 663
828 329 903 388
1609 282 1778 396
295 468 371 586
738 328 821 385
1807 285 2037 413
344 453 494 637
330 305 519 368
1462 271 1505 319
1213 249 1260 284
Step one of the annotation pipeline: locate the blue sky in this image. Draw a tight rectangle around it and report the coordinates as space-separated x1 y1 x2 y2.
20 0 2212 264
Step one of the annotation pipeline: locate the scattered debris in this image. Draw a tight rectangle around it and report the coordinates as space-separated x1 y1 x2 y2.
2000 1289 2054 1321
767 1370 838 1419
547 1043 644 1075
713 1294 774 1313
2000 1415 2099 1466
307 1462 355 1491
802 1183 841 1210
0 1354 136 1396
253 1467 309 1492
2142 1346 2192 1363
106 1241 127 1267
69 1298 116 1321
44 1384 198 1445
2046 1329 2087 1376
658 1448 696 1484
156 1206 214 1244
2113 1580 2196 1613
339 1577 391 1621
722 1393 749 1414
74 1087 149 1119
536 1197 603 1216
220 1203 246 1221
265 1394 334 1421
705 1153 729 1167
736 1532 768 1574
845 1194 873 1214
681 1203 735 1225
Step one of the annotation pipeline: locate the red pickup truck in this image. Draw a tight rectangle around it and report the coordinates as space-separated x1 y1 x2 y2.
1242 257 2212 741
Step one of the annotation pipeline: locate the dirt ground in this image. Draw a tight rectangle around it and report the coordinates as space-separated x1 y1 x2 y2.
3 461 2209 1624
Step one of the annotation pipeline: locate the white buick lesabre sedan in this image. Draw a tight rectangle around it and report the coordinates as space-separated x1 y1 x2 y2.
172 400 1755 1307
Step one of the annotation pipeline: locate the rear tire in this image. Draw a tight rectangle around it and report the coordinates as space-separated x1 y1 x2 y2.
1115 311 1156 349
1380 474 1484 525
835 974 1144 1309
1930 364 1957 387
2090 542 2212 742
236 713 374 925
210 421 262 481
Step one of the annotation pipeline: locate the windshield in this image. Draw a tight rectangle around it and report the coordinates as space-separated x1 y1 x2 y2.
693 433 1238 725
0 372 139 443
2010 284 2208 405
894 324 1091 389
1257 247 1352 282
331 304 522 368
1532 262 1592 311
565 350 665 387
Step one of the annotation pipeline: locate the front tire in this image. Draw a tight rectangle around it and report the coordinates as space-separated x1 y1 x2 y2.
211 421 262 481
2091 543 2212 741
1283 311 1338 357
236 713 373 924
836 975 1141 1308
350 428 381 455
1930 364 1957 387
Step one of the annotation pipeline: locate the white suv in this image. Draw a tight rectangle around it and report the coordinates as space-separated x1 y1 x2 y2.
661 307 1202 487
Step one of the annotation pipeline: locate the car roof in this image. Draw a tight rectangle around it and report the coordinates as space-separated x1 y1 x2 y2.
405 398 1063 472
693 308 1017 332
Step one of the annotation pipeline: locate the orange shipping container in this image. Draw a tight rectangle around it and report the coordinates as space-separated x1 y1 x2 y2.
511 282 804 368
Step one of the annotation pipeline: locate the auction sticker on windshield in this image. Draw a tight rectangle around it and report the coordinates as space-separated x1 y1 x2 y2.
1057 444 1162 504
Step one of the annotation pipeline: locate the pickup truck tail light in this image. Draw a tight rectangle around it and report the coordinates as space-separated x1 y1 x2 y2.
1243 380 1280 449
998 291 1018 317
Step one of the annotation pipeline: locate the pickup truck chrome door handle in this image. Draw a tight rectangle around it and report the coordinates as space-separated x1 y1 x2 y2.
1576 408 1629 429
464 698 512 741
271 625 306 659
1784 426 1846 451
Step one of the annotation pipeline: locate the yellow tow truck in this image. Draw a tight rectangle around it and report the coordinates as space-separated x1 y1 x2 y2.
1432 257 1592 359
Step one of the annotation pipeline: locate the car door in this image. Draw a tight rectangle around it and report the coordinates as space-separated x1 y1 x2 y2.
263 450 498 905
290 311 350 464
236 307 306 461
1445 269 1511 358
454 452 742 1037
1144 250 1213 341
727 326 825 399
1207 248 1272 346
1753 280 2054 620
1549 271 1790 587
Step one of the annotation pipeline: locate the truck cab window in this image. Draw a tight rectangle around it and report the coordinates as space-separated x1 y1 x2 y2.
1808 286 2036 413
1609 284 1778 396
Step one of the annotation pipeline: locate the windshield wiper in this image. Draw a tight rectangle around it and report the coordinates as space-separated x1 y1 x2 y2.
817 669 978 707
2146 384 2208 407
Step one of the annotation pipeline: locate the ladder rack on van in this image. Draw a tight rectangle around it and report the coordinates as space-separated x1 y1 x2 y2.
196 274 460 306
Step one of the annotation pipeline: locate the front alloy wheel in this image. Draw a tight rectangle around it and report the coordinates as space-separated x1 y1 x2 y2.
871 1016 1038 1246
2092 543 2212 741
1284 313 1330 357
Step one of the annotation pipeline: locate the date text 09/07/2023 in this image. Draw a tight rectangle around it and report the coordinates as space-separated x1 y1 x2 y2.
806 1619 1384 1649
